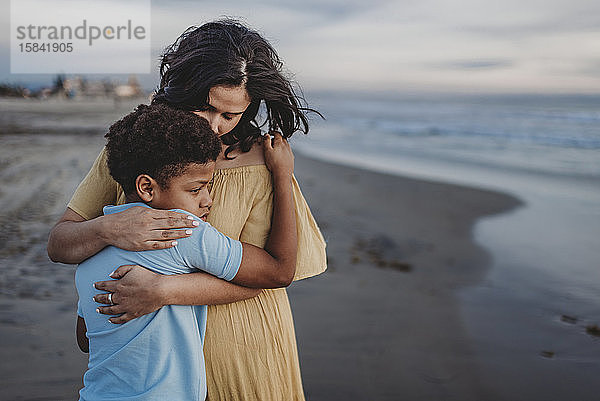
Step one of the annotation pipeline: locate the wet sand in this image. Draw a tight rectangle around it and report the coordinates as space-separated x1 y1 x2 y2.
0 133 103 400
0 102 520 400
287 154 520 401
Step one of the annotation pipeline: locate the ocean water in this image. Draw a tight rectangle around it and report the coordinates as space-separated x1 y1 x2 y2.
294 91 600 275
296 91 600 398
294 92 600 182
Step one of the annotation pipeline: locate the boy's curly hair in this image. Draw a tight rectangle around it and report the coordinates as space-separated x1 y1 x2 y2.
105 103 222 195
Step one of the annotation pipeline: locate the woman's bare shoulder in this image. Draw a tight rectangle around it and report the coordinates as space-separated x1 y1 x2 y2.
215 141 265 169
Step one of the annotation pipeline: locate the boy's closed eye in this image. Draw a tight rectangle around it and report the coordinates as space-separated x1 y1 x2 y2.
190 180 212 194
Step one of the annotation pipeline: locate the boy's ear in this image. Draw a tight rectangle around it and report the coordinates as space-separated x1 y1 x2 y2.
135 174 158 202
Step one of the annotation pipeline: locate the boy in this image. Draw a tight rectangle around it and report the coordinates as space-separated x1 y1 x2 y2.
75 104 296 400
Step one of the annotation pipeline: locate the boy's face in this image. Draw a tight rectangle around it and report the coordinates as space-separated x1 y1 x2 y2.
149 162 215 221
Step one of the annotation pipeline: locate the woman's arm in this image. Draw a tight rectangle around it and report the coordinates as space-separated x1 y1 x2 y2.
47 147 199 264
49 208 112 264
233 156 296 289
93 266 261 324
219 132 296 288
48 207 199 264
93 133 296 323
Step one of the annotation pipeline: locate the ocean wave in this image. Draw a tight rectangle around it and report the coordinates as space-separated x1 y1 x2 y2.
333 117 600 149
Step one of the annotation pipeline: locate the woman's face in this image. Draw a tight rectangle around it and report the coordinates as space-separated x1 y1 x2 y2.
192 85 251 136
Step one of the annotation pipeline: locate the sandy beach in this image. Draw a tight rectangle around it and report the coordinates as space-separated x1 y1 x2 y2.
287 154 520 401
0 101 522 400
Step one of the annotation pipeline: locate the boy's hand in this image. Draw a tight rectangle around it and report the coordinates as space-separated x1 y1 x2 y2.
263 132 294 179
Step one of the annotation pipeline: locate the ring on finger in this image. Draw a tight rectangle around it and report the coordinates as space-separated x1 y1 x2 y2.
107 292 114 305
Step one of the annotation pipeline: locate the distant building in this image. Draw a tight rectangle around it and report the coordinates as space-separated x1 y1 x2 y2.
1 75 146 100
56 75 144 99
114 76 143 98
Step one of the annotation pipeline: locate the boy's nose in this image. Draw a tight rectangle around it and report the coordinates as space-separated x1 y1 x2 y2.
201 194 213 208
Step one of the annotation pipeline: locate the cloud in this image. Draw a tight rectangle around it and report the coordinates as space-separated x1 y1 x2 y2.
2 0 599 93
435 60 514 70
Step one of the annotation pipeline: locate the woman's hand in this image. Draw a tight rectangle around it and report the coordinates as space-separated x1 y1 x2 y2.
263 132 294 179
94 265 264 324
93 265 165 324
102 206 200 251
48 206 199 264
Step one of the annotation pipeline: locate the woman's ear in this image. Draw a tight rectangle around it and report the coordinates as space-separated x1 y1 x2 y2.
135 174 157 202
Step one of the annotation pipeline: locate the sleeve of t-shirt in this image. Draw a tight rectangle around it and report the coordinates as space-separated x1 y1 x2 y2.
68 147 120 220
175 221 243 282
77 299 83 318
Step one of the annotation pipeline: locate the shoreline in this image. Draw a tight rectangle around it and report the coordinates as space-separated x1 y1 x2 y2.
0 132 520 400
291 152 600 400
289 153 521 400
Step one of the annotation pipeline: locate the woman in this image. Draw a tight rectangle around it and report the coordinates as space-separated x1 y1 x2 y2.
48 19 326 401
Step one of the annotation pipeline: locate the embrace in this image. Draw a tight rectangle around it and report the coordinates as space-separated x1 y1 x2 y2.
47 19 326 401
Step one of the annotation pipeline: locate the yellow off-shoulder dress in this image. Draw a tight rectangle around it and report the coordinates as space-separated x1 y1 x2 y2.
68 148 327 401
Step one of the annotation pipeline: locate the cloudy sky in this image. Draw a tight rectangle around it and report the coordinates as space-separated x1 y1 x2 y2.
2 0 599 93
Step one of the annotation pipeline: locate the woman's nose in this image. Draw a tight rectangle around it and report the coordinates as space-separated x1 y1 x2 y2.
207 116 220 135
193 111 221 135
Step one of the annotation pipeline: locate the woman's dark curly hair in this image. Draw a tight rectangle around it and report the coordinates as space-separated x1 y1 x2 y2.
105 103 222 195
152 18 322 158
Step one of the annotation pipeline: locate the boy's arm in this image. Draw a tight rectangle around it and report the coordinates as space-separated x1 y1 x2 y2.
76 316 89 353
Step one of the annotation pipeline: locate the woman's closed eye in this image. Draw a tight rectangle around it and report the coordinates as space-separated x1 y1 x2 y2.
193 105 233 121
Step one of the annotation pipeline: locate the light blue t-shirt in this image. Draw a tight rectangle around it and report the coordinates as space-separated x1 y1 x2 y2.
75 203 243 401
